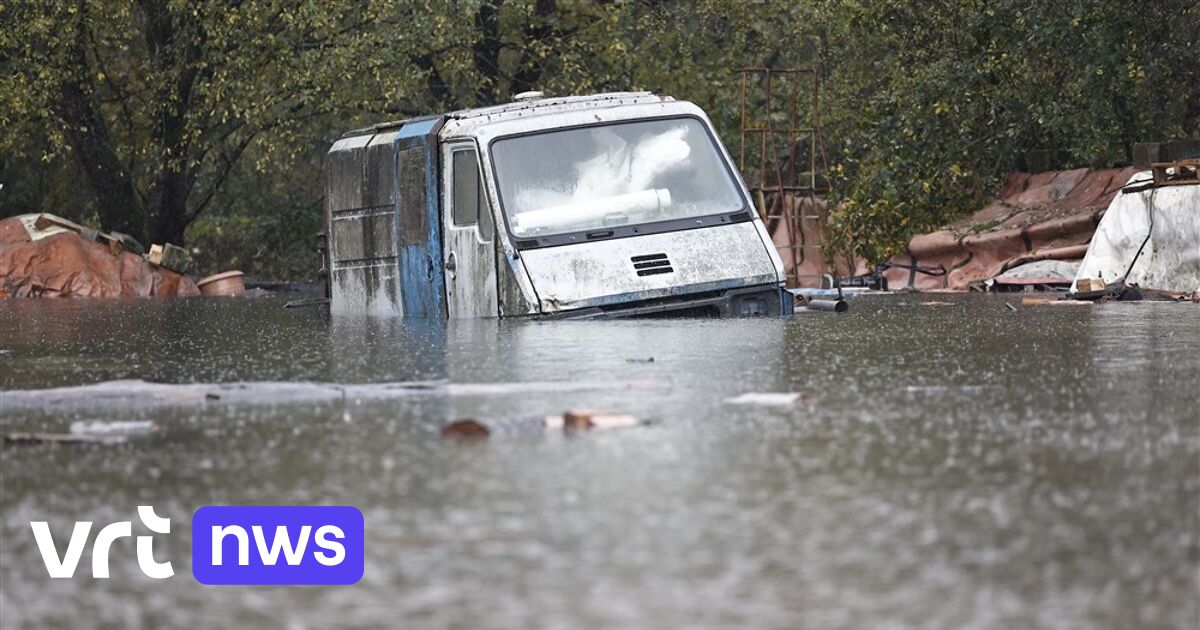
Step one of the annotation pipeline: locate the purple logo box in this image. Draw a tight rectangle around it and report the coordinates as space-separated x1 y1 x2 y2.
192 506 364 585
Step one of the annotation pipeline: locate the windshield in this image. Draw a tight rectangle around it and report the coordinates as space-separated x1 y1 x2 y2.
490 118 746 238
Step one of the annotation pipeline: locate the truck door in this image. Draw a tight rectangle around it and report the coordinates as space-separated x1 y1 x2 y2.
441 143 498 317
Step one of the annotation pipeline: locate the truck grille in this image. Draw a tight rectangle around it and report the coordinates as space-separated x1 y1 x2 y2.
631 253 673 276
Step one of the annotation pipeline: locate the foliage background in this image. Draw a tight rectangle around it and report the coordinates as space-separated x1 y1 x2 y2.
2 0 1197 278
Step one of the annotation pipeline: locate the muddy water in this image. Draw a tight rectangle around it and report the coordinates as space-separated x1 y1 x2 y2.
0 295 1197 629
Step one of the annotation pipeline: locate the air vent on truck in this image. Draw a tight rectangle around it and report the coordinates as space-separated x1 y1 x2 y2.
631 253 673 276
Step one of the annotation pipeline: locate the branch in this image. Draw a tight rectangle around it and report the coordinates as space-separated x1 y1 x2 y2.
187 132 256 222
411 52 452 106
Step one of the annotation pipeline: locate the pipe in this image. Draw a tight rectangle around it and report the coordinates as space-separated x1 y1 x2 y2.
807 299 847 313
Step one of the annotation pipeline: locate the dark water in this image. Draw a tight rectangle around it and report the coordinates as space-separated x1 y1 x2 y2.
1 296 1197 629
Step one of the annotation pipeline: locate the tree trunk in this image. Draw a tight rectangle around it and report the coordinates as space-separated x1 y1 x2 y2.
473 1 504 105
141 0 204 246
510 0 557 95
146 167 193 246
56 18 147 240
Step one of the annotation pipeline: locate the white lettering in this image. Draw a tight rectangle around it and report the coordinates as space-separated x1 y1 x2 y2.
211 525 250 566
90 521 132 578
313 525 346 566
252 525 310 566
30 521 92 579
136 506 173 578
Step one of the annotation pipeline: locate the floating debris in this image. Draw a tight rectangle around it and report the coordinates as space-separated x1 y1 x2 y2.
443 410 642 439
725 392 805 406
285 297 331 309
3 378 673 412
5 432 127 446
69 420 159 436
557 410 640 431
442 416 548 439
196 270 245 296
147 243 193 274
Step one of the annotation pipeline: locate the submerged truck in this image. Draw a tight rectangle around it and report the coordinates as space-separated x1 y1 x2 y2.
323 91 792 318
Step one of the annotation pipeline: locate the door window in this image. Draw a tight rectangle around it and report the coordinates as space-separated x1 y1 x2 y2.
451 148 493 241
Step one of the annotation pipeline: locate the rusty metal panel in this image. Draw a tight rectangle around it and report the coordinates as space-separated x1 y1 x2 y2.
326 132 401 315
392 117 447 318
364 134 398 208
518 222 778 312
325 135 371 213
396 146 427 247
329 210 396 263
329 266 401 316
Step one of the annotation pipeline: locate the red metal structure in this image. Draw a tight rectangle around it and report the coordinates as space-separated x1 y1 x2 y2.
737 68 830 287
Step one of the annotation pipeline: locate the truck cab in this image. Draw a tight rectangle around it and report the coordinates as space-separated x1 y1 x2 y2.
324 92 791 318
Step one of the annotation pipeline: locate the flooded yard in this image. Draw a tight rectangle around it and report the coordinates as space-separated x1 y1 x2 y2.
1 295 1197 628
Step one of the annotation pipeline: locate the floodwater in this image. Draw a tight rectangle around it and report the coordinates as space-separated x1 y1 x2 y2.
0 295 1197 629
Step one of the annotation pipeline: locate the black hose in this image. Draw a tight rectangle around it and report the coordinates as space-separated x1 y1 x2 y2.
1122 187 1156 282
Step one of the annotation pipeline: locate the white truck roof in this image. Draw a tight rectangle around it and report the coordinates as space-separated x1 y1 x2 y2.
340 92 690 141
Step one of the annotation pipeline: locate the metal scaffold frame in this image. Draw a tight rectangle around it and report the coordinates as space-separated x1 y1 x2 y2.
737 67 830 287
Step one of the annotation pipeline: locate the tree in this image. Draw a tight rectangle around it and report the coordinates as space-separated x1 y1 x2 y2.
3 0 1197 272
816 0 1200 263
1 1 410 245
0 0 642 245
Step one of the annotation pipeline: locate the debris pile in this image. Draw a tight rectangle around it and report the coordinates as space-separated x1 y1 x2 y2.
771 161 1200 298
0 213 248 299
767 167 1142 290
1071 164 1200 295
878 167 1140 291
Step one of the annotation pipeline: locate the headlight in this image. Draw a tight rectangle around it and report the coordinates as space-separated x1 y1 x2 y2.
738 297 768 316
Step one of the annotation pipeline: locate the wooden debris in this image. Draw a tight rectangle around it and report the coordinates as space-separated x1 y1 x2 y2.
1076 277 1106 293
5 432 127 446
34 213 87 235
559 410 639 431
32 213 139 255
1150 159 1200 187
